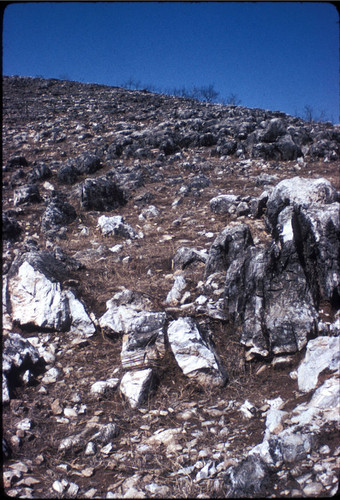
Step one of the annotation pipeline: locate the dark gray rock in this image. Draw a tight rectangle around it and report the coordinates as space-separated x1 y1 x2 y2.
41 200 77 233
76 154 102 174
215 139 237 156
172 246 208 270
80 175 127 211
310 139 340 160
6 156 28 170
2 212 22 241
14 184 41 206
276 134 302 160
250 190 269 218
3 332 45 404
29 163 52 182
224 241 318 357
260 118 286 143
57 164 79 185
205 224 254 278
293 202 340 307
224 455 270 498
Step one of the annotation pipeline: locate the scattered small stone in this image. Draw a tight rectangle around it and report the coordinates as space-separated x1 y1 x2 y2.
303 482 323 496
52 480 65 494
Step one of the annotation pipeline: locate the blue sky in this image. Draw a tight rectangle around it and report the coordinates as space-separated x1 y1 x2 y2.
2 2 339 122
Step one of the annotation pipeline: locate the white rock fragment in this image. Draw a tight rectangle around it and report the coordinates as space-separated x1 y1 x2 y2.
16 418 32 431
85 442 96 456
64 290 96 338
144 483 170 496
52 480 65 494
98 215 141 239
240 400 256 419
58 434 83 451
167 317 227 387
90 378 119 396
147 428 182 447
120 369 153 408
67 482 79 497
41 367 59 384
63 407 78 418
165 274 187 305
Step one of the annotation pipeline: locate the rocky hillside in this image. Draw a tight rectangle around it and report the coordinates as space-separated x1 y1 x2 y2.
2 75 340 498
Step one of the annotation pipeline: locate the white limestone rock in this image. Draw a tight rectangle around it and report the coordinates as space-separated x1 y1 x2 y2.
297 336 340 393
7 258 95 336
65 290 96 338
167 317 227 387
9 261 70 331
165 274 187 305
97 215 142 239
120 369 154 408
90 378 120 396
265 176 339 234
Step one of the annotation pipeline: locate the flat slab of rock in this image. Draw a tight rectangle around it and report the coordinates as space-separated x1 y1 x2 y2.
167 317 227 387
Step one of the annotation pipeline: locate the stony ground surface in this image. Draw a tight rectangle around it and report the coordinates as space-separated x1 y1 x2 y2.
2 76 340 498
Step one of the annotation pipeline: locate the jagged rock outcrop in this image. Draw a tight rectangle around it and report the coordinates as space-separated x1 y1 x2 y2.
224 241 318 357
293 202 340 307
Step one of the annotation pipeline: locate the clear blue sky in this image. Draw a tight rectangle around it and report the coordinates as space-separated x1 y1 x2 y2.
2 1 339 122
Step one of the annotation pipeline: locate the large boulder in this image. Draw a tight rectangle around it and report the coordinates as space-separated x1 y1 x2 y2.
167 317 227 387
224 241 318 357
7 251 95 336
81 175 127 211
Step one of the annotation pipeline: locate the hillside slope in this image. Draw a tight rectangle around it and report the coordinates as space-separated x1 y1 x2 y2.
2 76 340 498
